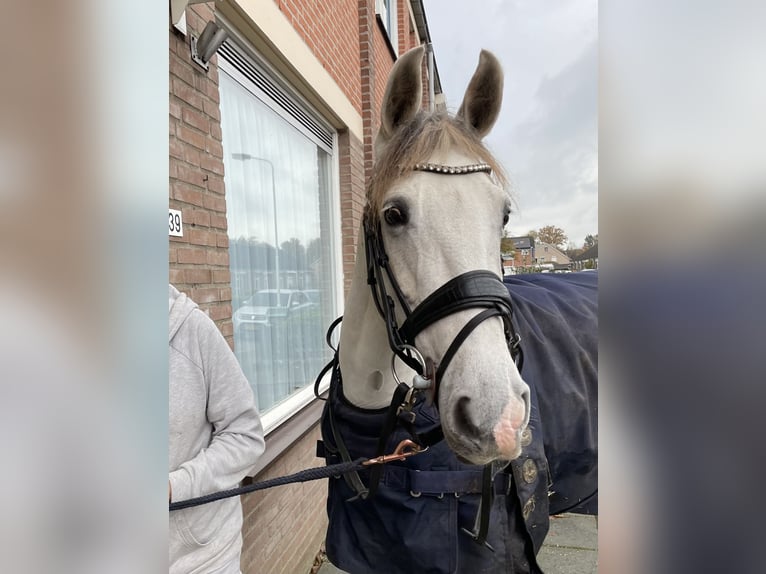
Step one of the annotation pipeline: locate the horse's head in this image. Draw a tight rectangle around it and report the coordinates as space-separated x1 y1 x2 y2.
362 47 531 465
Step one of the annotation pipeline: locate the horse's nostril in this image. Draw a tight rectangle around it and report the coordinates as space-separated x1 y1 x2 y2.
453 397 481 437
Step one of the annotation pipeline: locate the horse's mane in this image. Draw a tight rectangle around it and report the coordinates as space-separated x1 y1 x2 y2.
367 111 508 221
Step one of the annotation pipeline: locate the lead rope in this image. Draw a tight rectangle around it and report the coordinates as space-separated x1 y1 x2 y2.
170 439 424 511
169 458 367 511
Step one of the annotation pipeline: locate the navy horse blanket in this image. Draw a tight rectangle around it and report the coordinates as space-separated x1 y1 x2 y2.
319 271 597 574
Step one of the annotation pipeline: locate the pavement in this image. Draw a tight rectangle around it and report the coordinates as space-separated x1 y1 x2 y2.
316 513 597 573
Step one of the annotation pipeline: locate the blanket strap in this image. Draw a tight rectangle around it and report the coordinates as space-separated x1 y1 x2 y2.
460 463 496 550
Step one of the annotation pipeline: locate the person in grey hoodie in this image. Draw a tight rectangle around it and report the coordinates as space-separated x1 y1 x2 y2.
169 285 265 574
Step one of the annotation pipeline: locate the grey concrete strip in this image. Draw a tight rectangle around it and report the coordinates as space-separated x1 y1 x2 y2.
315 513 597 573
317 562 347 574
537 514 598 574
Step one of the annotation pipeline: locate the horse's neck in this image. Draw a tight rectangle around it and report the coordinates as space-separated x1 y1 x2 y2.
338 228 409 409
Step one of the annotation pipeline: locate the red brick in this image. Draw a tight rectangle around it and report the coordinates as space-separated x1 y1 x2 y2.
170 56 196 89
169 99 182 120
206 249 229 266
189 210 211 226
182 107 210 133
210 214 228 230
172 183 205 207
208 304 232 321
172 77 203 109
182 144 201 166
205 80 221 104
212 269 230 284
200 154 225 175
169 268 184 284
203 194 227 213
184 268 211 284
176 163 206 187
219 321 233 337
206 174 225 195
177 125 207 150
188 228 216 246
215 233 229 248
190 287 219 304
205 138 223 159
203 98 221 121
169 137 184 161
177 247 207 264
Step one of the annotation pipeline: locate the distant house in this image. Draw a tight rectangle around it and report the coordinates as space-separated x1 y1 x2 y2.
572 243 598 270
502 236 536 274
534 241 571 271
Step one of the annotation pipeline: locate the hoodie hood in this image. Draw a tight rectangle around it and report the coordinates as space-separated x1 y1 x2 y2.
169 285 198 342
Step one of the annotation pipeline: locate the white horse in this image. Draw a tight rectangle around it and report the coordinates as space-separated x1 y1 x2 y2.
339 46 530 465
320 46 597 574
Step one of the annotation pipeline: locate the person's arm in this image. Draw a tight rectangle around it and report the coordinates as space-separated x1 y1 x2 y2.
169 312 265 502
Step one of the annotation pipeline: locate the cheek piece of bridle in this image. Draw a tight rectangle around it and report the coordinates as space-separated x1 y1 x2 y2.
351 163 524 548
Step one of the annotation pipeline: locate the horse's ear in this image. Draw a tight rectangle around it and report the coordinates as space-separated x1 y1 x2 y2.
379 46 425 143
456 50 504 139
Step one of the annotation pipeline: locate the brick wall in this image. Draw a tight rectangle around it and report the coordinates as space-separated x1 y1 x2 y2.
276 0 363 115
397 0 413 56
240 425 327 574
169 3 233 343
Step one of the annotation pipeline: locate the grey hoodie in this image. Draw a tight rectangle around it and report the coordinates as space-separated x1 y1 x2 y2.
169 285 265 574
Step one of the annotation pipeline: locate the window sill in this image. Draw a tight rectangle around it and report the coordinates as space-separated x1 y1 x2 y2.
245 389 328 480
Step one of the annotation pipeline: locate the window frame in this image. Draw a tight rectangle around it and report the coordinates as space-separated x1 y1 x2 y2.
375 0 399 57
216 30 343 436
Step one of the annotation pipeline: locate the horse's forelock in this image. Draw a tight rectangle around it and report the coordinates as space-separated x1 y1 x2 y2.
366 113 508 222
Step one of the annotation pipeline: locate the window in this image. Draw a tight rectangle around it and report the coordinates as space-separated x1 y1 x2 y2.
376 0 398 55
218 42 339 425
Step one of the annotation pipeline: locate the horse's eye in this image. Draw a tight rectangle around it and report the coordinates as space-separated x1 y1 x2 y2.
502 211 510 227
384 205 408 226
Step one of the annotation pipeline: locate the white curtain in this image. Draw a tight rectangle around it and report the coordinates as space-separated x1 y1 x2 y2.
220 70 337 411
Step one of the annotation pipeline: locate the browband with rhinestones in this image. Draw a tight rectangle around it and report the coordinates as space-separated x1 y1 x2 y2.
413 162 492 175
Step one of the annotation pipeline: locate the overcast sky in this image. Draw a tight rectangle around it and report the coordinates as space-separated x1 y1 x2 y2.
423 0 597 246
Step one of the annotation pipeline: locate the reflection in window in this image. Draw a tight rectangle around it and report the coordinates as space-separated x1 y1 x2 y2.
220 69 337 412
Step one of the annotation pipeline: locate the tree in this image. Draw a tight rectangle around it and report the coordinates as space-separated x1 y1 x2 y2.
565 241 584 260
584 234 598 249
537 225 568 248
279 238 306 270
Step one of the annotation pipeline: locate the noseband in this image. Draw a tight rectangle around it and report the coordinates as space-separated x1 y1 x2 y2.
364 161 523 406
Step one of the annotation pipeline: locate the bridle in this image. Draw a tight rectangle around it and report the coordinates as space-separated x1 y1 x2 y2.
364 161 523 409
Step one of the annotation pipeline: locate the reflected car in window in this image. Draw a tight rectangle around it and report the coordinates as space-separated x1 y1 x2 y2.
233 289 315 332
